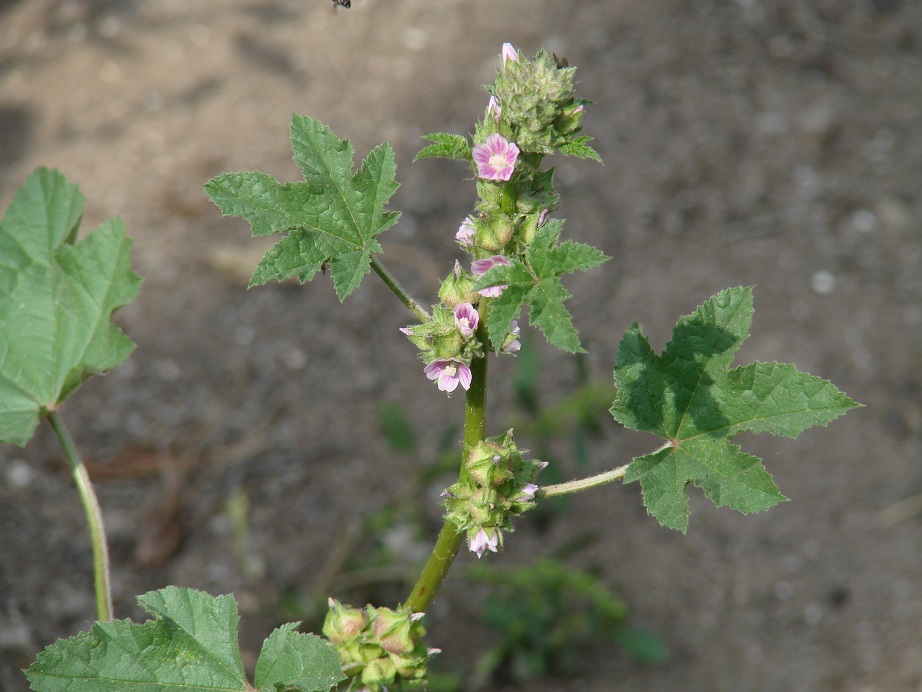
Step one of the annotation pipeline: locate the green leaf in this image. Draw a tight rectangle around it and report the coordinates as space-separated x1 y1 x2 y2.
413 132 472 162
610 286 860 531
0 167 141 447
26 587 248 691
255 622 344 692
473 221 608 353
205 115 400 300
557 136 602 164
26 587 344 692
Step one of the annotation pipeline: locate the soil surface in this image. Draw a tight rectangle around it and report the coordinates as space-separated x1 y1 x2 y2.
1 1 921 690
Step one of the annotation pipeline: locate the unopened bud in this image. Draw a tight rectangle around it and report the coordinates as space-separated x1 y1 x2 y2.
323 598 368 644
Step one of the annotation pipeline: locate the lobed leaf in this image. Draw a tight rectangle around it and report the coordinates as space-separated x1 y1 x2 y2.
255 623 344 692
473 222 608 353
0 167 141 446
413 132 472 162
557 136 603 163
611 287 860 531
205 116 399 300
26 587 345 692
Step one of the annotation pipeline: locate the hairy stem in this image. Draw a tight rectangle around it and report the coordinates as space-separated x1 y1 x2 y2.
47 410 113 621
537 464 630 499
403 303 491 613
370 257 430 321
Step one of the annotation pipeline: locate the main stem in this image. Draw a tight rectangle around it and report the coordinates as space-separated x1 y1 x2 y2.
47 410 113 622
403 307 490 613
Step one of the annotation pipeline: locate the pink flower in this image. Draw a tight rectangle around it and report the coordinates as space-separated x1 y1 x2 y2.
456 217 475 247
501 43 519 65
516 483 538 501
503 320 521 353
472 134 519 182
487 95 501 123
423 359 472 393
453 303 479 339
469 527 499 558
471 255 512 297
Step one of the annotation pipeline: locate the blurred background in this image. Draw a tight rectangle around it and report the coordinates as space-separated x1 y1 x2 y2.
1 0 920 689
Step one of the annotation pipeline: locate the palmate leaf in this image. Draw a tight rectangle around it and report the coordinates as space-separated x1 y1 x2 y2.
204 115 400 300
557 136 603 163
473 221 609 353
26 587 344 692
0 167 141 447
610 286 860 532
413 132 472 162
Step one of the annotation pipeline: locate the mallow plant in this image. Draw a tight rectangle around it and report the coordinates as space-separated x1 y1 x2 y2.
1 44 858 691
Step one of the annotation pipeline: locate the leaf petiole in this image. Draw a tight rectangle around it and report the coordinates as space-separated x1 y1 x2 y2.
537 464 631 499
370 257 430 321
47 410 113 622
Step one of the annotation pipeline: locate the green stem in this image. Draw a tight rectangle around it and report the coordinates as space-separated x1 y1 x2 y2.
403 304 491 613
370 258 430 321
47 410 113 621
537 464 630 499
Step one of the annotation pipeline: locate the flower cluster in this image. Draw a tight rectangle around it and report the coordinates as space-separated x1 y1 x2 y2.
323 599 438 691
440 430 546 557
484 43 589 155
401 300 483 394
406 42 593 392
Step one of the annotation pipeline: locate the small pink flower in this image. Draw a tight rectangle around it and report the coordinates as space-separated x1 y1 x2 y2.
503 320 521 353
455 217 475 247
453 303 479 339
472 134 519 182
471 255 512 297
424 359 472 393
487 96 501 123
469 527 499 558
537 209 549 226
501 43 519 65
516 483 538 501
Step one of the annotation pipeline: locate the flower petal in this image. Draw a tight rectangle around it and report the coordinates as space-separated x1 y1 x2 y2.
457 362 472 390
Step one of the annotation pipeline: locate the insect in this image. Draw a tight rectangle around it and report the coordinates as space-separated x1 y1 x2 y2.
331 0 351 7
553 53 569 69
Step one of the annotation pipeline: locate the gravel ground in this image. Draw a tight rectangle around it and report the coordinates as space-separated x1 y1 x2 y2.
1 1 921 690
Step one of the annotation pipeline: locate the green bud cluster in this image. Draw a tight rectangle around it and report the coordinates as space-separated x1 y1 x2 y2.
441 430 545 554
323 599 437 691
466 46 595 258
401 303 481 365
484 48 589 155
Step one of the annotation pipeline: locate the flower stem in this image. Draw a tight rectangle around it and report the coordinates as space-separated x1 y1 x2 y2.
370 257 430 321
403 304 491 613
47 410 113 622
537 464 630 499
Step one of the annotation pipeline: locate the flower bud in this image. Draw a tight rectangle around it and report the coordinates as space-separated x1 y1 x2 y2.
323 598 368 644
466 440 514 487
476 214 515 252
438 263 478 307
361 656 397 688
371 607 423 657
